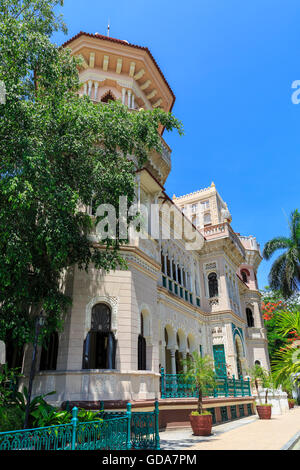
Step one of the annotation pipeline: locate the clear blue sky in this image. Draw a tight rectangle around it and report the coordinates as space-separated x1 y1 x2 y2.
52 0 299 289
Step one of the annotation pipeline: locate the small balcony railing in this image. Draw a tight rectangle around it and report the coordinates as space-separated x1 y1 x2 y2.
160 368 251 399
161 275 200 307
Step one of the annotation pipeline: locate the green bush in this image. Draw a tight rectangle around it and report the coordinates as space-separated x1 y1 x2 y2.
0 406 24 432
190 410 212 416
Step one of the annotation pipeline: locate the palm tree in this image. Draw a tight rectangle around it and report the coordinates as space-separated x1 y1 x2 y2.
263 209 300 298
271 308 300 386
181 352 216 414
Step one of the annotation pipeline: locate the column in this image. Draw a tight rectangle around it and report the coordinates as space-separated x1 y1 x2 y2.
122 88 126 105
170 349 176 375
180 266 183 286
182 351 187 373
131 93 135 109
127 89 132 108
94 81 99 101
87 80 93 97
83 82 87 95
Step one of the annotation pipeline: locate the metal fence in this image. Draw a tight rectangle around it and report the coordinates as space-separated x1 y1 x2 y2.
98 400 160 450
160 368 251 399
0 401 160 451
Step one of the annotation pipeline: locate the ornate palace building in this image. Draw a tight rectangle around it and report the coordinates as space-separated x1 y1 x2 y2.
18 32 270 423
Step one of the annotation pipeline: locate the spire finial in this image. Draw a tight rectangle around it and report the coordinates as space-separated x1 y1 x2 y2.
107 19 110 37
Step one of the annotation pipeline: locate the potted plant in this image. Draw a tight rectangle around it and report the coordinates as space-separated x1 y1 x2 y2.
181 352 216 436
288 398 296 409
280 378 297 409
249 364 273 419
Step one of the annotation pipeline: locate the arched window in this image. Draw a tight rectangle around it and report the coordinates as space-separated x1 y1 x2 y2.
138 313 146 370
177 266 182 285
246 308 255 327
40 332 59 371
101 91 115 103
208 272 218 298
161 250 165 274
166 256 171 277
241 269 250 283
5 336 24 371
235 338 243 378
82 303 116 369
255 360 261 366
172 261 176 281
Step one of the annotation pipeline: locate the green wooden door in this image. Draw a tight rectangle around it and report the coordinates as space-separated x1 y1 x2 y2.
213 345 227 377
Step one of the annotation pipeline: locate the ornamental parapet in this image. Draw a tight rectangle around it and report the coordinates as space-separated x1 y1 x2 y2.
201 222 246 258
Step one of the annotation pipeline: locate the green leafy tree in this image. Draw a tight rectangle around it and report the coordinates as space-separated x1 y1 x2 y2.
261 289 291 360
181 352 216 415
0 1 183 350
263 210 300 298
271 307 300 387
261 288 300 387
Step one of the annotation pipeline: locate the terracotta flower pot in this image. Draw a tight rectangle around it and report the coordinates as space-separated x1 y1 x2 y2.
256 405 272 419
189 413 212 436
288 400 295 409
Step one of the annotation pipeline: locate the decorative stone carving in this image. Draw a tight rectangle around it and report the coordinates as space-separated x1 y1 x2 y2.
85 295 119 337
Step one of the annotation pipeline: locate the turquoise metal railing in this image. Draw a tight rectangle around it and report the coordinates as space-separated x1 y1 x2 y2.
160 368 251 399
0 401 160 451
0 404 131 451
98 400 160 450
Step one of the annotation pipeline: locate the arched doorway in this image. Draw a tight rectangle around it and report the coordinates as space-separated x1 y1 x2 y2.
164 328 171 374
82 303 116 369
235 337 244 378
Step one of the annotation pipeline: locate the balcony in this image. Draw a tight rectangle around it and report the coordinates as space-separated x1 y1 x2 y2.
161 274 201 308
160 369 251 399
202 222 246 258
160 136 171 166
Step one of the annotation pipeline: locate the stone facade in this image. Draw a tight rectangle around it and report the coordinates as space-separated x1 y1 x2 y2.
19 33 270 406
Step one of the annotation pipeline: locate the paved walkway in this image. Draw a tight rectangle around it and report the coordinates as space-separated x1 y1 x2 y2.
160 407 300 450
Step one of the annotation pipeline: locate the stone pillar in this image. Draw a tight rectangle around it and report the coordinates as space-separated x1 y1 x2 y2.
122 88 126 105
131 93 135 109
170 349 176 375
94 81 99 100
83 82 87 95
181 351 187 372
87 80 93 97
127 90 132 108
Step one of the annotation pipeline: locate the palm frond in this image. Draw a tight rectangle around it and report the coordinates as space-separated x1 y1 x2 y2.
271 346 300 386
263 237 291 260
290 209 300 245
275 309 300 337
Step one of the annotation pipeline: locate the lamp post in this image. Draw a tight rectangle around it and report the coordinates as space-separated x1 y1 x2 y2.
24 310 46 429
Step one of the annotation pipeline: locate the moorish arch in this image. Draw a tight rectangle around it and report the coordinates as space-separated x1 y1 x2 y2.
138 304 153 371
176 328 187 373
100 90 116 102
83 296 119 370
235 335 244 378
